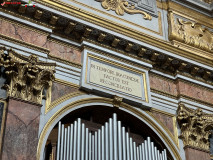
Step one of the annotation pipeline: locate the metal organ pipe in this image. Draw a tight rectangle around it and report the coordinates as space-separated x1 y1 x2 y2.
56 113 167 160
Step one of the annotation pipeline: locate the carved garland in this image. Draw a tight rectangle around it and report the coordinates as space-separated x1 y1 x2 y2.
0 47 56 104
168 11 213 53
96 0 152 20
177 104 213 152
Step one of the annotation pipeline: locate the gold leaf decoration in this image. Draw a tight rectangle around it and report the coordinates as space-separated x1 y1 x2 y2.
201 0 213 4
168 11 213 53
99 0 152 20
0 47 56 104
177 104 213 151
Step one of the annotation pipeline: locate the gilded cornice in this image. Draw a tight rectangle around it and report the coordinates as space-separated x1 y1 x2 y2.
0 47 56 104
168 11 213 53
1 1 213 83
177 104 213 152
29 0 212 64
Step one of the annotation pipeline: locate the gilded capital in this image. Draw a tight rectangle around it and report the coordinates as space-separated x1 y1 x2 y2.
0 47 56 104
177 104 213 151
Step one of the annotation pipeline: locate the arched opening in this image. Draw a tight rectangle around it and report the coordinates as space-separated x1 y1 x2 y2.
44 105 173 160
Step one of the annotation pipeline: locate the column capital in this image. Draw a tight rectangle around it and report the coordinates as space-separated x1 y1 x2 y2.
177 103 213 152
0 47 56 104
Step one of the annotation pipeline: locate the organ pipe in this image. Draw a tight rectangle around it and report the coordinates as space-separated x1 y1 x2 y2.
56 113 167 160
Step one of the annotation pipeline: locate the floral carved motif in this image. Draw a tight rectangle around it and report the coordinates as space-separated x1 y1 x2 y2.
177 104 213 151
96 0 152 20
0 47 56 104
168 11 213 53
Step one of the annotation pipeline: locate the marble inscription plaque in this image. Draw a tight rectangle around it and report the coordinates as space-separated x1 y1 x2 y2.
89 60 144 98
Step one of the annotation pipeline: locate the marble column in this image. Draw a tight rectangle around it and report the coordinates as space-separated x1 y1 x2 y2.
1 97 41 160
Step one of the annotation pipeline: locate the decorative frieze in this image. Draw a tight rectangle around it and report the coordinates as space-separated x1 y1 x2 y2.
0 47 56 104
177 104 213 152
168 11 213 53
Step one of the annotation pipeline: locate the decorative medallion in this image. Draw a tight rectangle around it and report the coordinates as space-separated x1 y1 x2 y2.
96 0 152 20
177 104 213 151
168 11 213 53
0 47 56 104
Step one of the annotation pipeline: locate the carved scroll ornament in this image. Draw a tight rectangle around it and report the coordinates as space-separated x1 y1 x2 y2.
168 11 213 53
0 47 56 104
96 0 152 20
177 104 213 151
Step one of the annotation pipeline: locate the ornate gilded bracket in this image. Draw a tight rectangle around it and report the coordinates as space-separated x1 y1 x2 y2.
112 95 123 108
0 47 56 104
177 104 213 151
168 11 213 53
96 0 152 20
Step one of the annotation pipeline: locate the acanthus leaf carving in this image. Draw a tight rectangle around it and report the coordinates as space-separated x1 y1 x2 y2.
177 104 213 151
96 0 152 20
168 11 213 53
0 47 56 104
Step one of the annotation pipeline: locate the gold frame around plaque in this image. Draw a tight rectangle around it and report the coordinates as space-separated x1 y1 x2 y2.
85 53 149 102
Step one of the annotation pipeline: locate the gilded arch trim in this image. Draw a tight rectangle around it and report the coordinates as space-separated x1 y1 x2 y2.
37 97 181 160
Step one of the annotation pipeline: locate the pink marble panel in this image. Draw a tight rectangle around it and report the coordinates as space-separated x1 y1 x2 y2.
149 75 178 96
152 111 174 135
0 19 47 47
177 81 213 104
185 147 210 160
1 98 40 160
51 82 79 102
44 40 81 64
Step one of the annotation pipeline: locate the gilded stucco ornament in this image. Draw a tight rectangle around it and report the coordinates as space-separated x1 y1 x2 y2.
201 0 213 4
0 47 56 104
177 104 213 151
96 0 152 20
112 95 123 107
168 11 213 53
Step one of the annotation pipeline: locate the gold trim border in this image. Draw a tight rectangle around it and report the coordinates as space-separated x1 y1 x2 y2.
0 100 7 156
54 79 80 88
86 53 149 102
36 97 181 160
45 91 85 114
